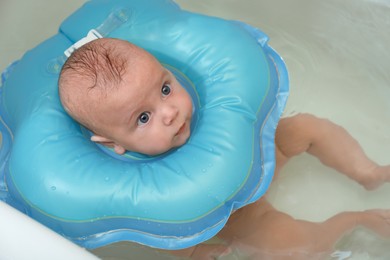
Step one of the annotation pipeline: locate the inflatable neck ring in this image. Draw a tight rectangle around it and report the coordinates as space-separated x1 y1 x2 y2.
0 0 288 250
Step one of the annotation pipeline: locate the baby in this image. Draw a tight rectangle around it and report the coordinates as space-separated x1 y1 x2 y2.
59 38 390 259
59 38 192 156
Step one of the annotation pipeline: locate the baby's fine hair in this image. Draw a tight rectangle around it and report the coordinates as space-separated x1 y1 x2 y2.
59 38 127 92
58 38 132 132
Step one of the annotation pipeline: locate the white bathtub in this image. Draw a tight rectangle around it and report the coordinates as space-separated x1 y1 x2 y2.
1 0 389 259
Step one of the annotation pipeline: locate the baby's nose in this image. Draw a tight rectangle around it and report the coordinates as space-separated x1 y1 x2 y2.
161 105 178 125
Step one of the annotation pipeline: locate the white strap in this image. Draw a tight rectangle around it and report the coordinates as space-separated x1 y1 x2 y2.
64 29 103 57
47 8 131 74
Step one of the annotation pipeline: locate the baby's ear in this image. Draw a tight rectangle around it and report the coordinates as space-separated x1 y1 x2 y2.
90 135 126 155
91 135 113 144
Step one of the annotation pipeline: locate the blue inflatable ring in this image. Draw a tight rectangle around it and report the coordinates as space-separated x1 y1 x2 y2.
0 0 288 250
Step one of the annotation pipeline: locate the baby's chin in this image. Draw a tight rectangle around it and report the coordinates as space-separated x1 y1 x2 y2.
146 136 190 156
125 128 191 156
131 144 181 156
158 139 189 155
174 128 191 148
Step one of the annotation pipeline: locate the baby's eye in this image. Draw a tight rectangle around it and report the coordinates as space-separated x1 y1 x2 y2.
161 84 171 96
138 112 150 125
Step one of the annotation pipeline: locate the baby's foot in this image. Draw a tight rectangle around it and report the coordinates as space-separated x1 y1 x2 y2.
360 209 390 237
360 165 390 190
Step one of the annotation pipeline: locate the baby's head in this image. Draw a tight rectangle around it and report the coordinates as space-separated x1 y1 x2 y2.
59 38 193 155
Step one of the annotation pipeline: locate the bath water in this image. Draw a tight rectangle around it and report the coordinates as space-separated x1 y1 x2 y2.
1 0 389 259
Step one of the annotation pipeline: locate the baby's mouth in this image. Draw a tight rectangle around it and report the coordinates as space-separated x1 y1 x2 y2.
175 122 186 136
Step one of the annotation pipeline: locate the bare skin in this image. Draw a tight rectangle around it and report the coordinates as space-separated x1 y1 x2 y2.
172 113 390 259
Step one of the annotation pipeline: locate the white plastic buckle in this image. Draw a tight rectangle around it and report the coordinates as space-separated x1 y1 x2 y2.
64 29 103 58
47 8 130 74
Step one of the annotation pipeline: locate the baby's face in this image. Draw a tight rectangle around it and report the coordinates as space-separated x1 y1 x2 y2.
93 48 193 155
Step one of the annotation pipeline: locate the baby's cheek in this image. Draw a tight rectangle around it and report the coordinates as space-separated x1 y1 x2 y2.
152 137 175 154
184 94 193 112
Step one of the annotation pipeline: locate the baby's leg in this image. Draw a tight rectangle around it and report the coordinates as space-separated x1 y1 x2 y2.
219 199 390 259
275 113 390 189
